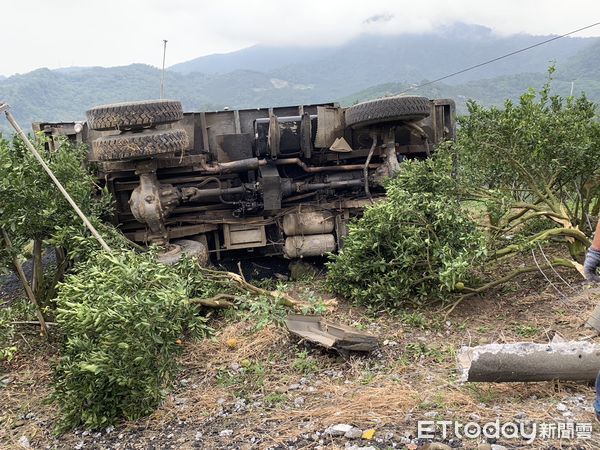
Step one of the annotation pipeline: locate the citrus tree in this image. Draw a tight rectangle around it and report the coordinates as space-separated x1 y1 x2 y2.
0 135 112 304
455 71 599 271
327 155 487 309
327 72 600 311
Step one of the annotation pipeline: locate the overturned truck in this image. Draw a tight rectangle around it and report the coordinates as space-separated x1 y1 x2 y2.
34 96 455 263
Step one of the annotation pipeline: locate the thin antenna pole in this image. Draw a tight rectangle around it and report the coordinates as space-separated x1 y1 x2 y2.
160 39 168 99
570 81 574 97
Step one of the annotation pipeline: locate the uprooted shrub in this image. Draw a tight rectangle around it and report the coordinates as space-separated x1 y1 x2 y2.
327 156 487 309
50 250 219 432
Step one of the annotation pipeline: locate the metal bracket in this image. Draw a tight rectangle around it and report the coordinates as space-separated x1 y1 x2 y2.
0 103 10 113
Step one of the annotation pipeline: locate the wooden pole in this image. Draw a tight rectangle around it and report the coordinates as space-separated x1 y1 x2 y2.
31 238 43 298
1 230 49 337
0 103 112 253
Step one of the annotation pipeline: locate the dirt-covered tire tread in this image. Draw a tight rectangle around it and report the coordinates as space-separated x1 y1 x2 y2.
86 100 183 131
157 239 208 265
345 96 431 128
92 129 189 161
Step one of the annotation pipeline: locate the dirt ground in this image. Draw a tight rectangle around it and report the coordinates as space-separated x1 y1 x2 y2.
1 263 600 450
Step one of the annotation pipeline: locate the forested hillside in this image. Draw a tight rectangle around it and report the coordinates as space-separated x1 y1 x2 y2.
1 24 599 132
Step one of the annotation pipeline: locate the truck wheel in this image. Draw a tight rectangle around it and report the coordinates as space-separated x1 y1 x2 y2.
345 96 431 128
86 100 183 131
92 129 189 161
157 239 209 266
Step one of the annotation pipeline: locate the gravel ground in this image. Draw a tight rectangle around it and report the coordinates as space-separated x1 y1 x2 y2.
0 251 56 304
1 261 599 449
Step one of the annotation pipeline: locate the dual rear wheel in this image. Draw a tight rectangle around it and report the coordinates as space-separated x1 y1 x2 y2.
86 99 187 161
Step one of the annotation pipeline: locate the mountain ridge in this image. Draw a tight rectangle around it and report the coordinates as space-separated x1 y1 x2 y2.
1 23 599 132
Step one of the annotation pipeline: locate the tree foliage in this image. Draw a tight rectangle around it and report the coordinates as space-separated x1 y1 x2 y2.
328 73 600 309
50 251 218 432
455 71 599 264
0 135 113 272
0 136 110 243
327 156 487 309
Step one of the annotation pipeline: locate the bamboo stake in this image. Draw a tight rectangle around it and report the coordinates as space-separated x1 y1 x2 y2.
1 229 49 337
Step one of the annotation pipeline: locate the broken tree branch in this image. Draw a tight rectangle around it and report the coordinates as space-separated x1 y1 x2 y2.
490 227 591 260
443 258 578 318
197 266 308 309
190 294 236 308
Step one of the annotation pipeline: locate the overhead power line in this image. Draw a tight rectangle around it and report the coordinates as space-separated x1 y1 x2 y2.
398 21 600 95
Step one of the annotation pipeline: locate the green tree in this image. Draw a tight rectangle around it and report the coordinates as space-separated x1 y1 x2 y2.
455 71 599 269
50 251 213 432
0 135 112 303
327 155 487 309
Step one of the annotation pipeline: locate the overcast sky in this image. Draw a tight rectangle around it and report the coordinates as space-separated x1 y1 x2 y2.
2 0 600 76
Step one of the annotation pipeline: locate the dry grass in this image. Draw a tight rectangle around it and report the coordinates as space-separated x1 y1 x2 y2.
2 270 600 449
0 348 57 449
182 321 287 369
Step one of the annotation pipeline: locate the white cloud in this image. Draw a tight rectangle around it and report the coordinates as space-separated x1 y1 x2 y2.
1 0 599 75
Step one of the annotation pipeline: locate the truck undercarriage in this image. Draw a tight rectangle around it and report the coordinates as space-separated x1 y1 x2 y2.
33 96 455 263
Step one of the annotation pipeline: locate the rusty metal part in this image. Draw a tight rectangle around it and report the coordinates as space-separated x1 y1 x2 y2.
372 127 401 183
300 112 313 158
223 223 267 249
179 176 258 208
268 114 280 158
275 158 380 173
314 106 345 148
292 179 364 193
405 121 431 156
99 154 204 172
283 211 335 236
364 134 378 200
182 185 246 203
199 157 266 174
284 234 336 258
128 172 180 243
285 314 378 352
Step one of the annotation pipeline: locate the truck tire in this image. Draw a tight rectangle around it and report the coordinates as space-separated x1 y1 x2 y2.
345 96 431 128
86 100 183 131
157 239 209 266
92 129 189 161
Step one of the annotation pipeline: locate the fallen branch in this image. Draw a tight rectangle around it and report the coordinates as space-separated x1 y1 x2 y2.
443 258 577 318
198 266 308 309
491 227 591 260
190 294 236 309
